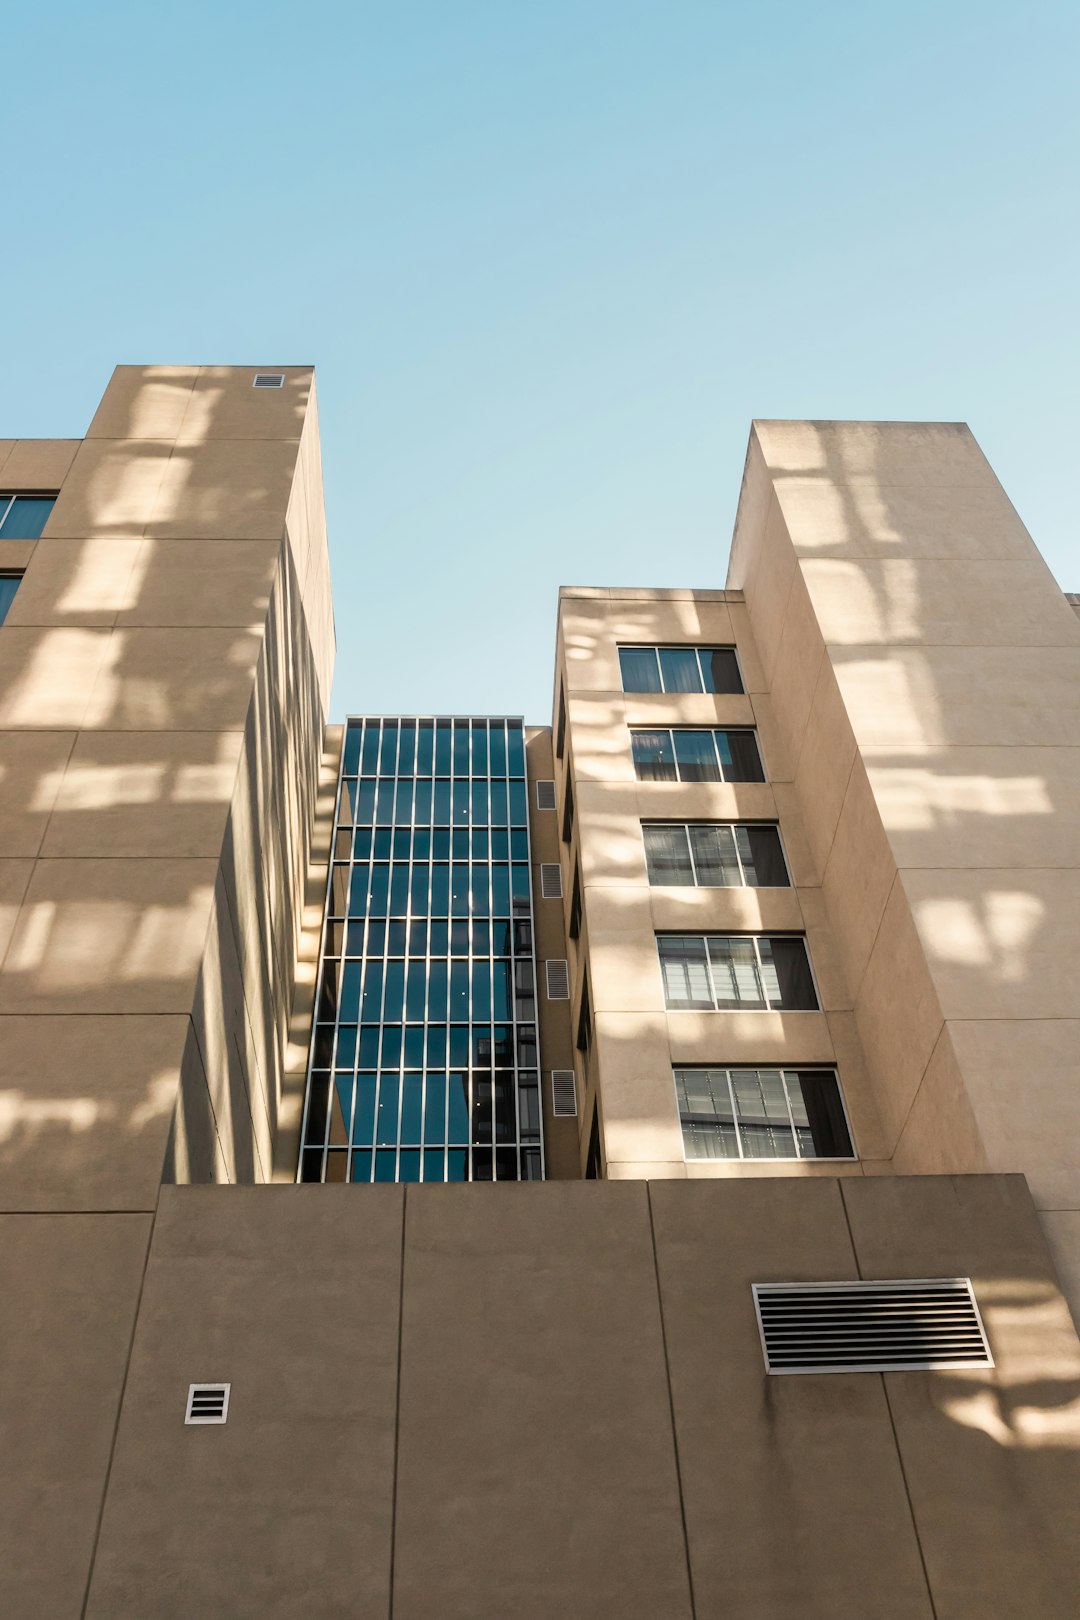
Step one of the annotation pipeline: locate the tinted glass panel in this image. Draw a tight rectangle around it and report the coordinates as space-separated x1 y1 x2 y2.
619 647 661 692
642 825 694 885
673 730 720 783
688 825 740 886
721 730 765 782
700 648 743 694
658 647 702 693
762 936 818 1010
737 825 788 887
0 496 55 539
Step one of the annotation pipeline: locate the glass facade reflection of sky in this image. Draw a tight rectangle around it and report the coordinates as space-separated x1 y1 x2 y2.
299 717 544 1184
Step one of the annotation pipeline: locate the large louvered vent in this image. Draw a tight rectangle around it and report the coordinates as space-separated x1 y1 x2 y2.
540 863 563 899
752 1279 993 1375
551 1070 578 1117
535 779 557 810
185 1383 231 1424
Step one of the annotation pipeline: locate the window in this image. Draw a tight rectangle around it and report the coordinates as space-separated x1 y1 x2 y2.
0 573 22 624
569 864 582 940
619 645 743 695
643 823 788 888
561 769 575 844
658 934 817 1011
576 976 592 1054
0 495 55 539
555 685 566 759
675 1067 853 1161
252 372 285 387
631 728 764 784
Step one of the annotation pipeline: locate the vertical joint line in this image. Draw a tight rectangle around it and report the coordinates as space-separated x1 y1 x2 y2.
387 1184 408 1619
646 1184 698 1620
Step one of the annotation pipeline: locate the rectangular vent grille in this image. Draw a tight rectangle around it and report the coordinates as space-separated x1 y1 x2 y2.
753 1279 993 1375
540 863 563 899
545 959 570 1000
185 1383 231 1424
551 1070 578 1117
252 372 284 388
535 779 557 810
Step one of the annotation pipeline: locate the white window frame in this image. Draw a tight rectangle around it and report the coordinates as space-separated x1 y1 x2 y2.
673 1065 856 1162
657 933 819 1013
642 821 790 889
618 643 744 695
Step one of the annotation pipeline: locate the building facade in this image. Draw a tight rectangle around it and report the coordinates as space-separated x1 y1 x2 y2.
1 374 1079 1618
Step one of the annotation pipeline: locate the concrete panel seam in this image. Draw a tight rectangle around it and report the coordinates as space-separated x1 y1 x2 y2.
387 1184 407 1620
645 1183 699 1620
78 1213 156 1620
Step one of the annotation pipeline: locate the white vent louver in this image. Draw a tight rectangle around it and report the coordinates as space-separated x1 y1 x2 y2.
551 1070 578 1117
752 1279 993 1375
535 779 557 810
185 1383 231 1424
540 863 563 899
545 959 570 1000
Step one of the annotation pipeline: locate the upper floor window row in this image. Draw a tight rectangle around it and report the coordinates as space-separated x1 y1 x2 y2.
644 822 788 888
619 644 743 695
658 933 818 1012
0 495 56 539
631 727 764 784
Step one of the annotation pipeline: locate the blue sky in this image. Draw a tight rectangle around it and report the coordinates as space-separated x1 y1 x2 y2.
2 2 1077 721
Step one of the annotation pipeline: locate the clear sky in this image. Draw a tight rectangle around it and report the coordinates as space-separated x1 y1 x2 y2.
2 2 1077 722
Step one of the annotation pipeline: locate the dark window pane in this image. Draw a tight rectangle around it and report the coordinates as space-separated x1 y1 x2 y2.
471 780 489 825
472 959 492 1021
453 723 470 776
424 1075 447 1144
435 720 452 774
688 825 741 887
658 647 702 693
410 863 430 916
398 722 416 775
430 864 450 915
423 1148 446 1182
643 825 694 885
495 1147 518 1180
488 777 509 825
342 724 361 775
353 1076 377 1144
472 1076 493 1144
380 1025 402 1067
375 778 396 823
452 780 470 825
398 1149 421 1183
303 1073 330 1146
400 1075 423 1142
762 937 818 1010
403 1026 425 1068
379 722 398 774
619 647 662 692
509 779 528 826
673 731 720 783
506 725 525 776
449 1025 470 1066
330 1075 352 1145
335 1025 357 1069
383 960 405 1020
376 1075 399 1143
790 1070 853 1157
701 648 743 694
632 730 676 781
416 720 435 775
658 936 713 1009
0 496 55 538
719 729 765 783
472 1147 493 1180
426 1024 447 1066
350 1149 373 1182
433 779 452 824
389 864 410 916
489 723 507 775
358 1026 380 1066
448 1074 470 1141
300 1148 324 1182
471 720 488 776
395 779 414 823
356 780 377 823
738 825 789 887
360 725 380 774
732 1068 796 1158
374 1150 397 1182
413 778 433 823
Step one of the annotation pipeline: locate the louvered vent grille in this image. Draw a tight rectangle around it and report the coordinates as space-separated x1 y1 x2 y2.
545 959 570 999
535 779 557 810
185 1383 231 1424
540 863 563 899
551 1070 578 1116
752 1279 993 1375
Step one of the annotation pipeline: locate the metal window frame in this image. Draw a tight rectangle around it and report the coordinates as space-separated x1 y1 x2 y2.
297 715 546 1184
629 726 764 784
0 492 58 539
657 931 821 1014
617 643 745 696
642 820 790 890
252 372 285 388
751 1278 994 1375
673 1064 857 1162
185 1382 231 1424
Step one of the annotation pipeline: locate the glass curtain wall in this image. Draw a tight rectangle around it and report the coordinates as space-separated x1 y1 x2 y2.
299 717 545 1183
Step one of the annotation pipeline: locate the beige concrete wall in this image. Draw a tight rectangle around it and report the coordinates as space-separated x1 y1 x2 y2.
0 367 335 1616
553 587 881 1180
525 726 578 1176
729 420 1080 1316
69 1175 1080 1620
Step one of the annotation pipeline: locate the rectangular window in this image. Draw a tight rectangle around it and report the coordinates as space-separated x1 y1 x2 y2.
577 976 592 1054
619 645 743 695
561 769 575 843
658 934 817 1011
631 728 764 783
0 573 22 625
643 823 788 888
675 1067 853 1160
0 495 56 539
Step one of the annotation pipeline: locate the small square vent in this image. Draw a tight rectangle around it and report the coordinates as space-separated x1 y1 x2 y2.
535 779 557 811
252 373 285 388
545 959 570 1000
752 1279 993 1375
551 1070 578 1117
185 1383 231 1424
540 863 563 899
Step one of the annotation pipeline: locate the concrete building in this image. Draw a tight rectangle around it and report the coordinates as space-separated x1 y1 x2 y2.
2 371 1079 1618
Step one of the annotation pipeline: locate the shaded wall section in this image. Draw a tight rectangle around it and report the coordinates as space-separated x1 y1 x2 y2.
80 1176 1080 1620
728 421 1080 1317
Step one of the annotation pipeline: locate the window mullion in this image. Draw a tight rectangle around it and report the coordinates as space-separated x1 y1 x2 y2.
754 936 770 1009
685 823 699 887
781 1069 802 1158
728 1068 745 1158
732 823 747 887
701 934 718 1010
714 730 725 783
